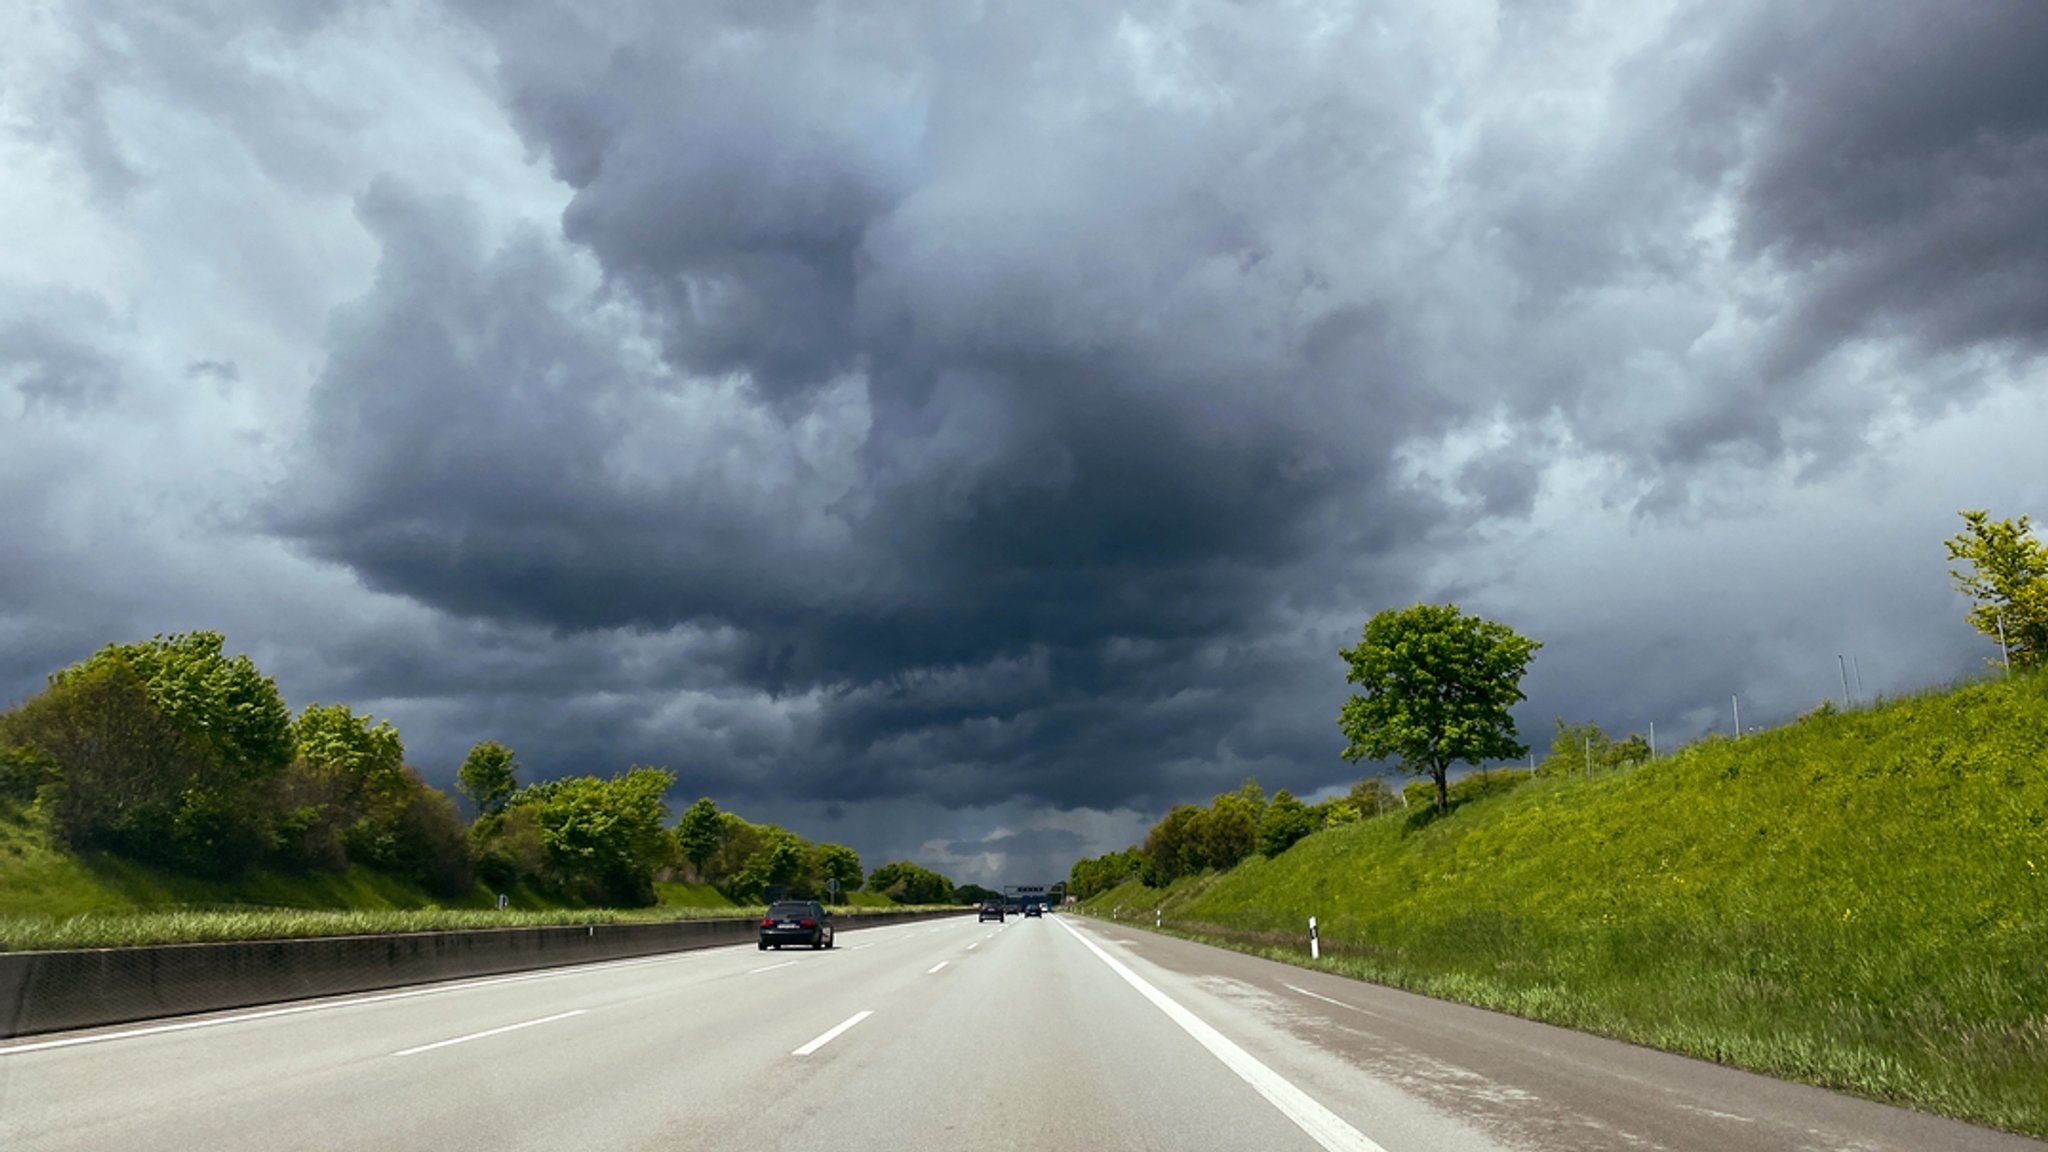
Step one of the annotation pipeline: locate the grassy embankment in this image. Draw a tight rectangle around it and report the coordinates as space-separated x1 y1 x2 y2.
1082 672 2048 1137
0 804 924 951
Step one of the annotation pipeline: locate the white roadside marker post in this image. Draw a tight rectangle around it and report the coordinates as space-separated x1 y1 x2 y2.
1309 916 1320 960
1155 908 1162 929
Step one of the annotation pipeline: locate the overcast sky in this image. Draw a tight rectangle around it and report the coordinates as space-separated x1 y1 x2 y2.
3 0 2044 888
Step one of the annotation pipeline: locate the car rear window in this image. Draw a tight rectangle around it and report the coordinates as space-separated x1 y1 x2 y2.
768 902 815 917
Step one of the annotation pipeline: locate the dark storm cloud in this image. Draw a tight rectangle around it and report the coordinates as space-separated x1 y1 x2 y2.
1722 3 2048 364
274 2 1459 811
234 0 2048 867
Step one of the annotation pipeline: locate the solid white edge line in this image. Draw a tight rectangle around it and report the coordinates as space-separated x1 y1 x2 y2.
926 961 948 974
793 1010 872 1056
1055 918 1387 1152
749 961 798 974
392 1009 587 1057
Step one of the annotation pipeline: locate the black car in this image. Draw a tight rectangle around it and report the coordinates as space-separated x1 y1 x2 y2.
1022 903 1043 918
759 900 835 950
977 900 1006 922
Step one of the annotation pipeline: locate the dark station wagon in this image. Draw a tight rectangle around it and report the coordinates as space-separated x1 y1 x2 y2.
759 900 835 950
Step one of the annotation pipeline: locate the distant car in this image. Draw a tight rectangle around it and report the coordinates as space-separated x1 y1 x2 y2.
978 900 1006 922
1023 903 1043 918
759 900 834 950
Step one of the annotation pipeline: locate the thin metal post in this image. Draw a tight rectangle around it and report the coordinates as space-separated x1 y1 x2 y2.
1649 721 1656 758
1998 611 2012 676
1839 655 1852 708
1732 695 1741 738
1584 737 1591 777
1853 656 1864 701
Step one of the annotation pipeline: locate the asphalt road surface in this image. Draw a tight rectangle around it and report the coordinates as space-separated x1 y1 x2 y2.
2 913 2038 1152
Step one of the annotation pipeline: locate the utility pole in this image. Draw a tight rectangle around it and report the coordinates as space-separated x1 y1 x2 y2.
1853 655 1864 700
1732 694 1741 738
1584 736 1591 777
1649 721 1656 758
1838 655 1852 708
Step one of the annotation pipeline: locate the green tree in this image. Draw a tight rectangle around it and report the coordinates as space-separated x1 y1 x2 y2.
56 632 293 785
456 741 519 818
1141 804 1207 885
864 860 955 904
1202 790 1260 870
1947 509 2048 671
1257 789 1315 856
2 656 210 858
813 842 863 897
508 766 677 905
1338 603 1541 812
291 703 412 868
675 797 724 876
1346 776 1399 817
1541 719 1609 777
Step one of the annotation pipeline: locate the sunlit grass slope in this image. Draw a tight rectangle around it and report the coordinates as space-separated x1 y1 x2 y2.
0 805 933 951
1085 673 2048 1136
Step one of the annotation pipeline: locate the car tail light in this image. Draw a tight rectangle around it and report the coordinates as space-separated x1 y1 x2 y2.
761 918 775 927
799 918 817 928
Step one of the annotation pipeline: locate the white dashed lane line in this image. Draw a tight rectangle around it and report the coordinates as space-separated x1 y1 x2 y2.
926 962 948 974
793 1011 873 1057
392 1010 587 1058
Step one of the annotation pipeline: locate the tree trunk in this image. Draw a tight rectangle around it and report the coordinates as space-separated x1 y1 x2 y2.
1433 763 1449 812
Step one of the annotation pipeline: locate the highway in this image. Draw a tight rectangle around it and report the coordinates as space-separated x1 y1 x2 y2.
1 913 2038 1152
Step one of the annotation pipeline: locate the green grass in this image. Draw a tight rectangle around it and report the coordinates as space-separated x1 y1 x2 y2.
1082 672 2048 1138
0 803 959 951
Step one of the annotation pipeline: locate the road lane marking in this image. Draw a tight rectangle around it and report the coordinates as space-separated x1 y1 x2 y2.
851 943 877 951
392 1009 587 1057
926 962 949 974
0 921 965 1056
793 1010 872 1056
1284 984 1393 1022
1056 919 1388 1152
749 961 798 974
0 958 673 1056
967 942 979 950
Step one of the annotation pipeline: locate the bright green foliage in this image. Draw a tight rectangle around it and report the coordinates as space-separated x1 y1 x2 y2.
1541 720 1654 776
680 807 883 902
813 842 863 894
455 741 519 817
1257 790 1315 856
295 705 406 786
1202 789 1260 869
864 859 955 904
508 767 677 905
674 797 723 874
1068 847 1143 899
1141 805 1207 885
1087 673 2048 1138
1339 604 1541 811
1 658 210 861
1346 777 1400 816
278 704 467 893
57 632 293 784
1947 508 2048 670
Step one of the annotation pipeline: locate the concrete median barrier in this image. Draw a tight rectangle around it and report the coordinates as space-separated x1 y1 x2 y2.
0 909 966 1038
